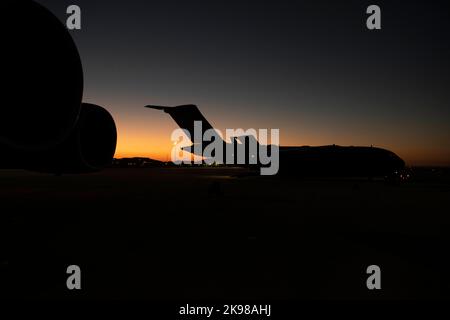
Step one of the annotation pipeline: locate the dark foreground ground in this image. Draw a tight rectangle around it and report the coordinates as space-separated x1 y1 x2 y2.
1 167 450 300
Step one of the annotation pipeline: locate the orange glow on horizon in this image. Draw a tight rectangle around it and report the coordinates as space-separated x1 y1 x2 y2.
100 101 450 167
113 128 450 167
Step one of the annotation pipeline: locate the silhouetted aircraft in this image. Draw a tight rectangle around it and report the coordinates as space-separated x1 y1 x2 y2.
1 1 117 173
145 104 406 178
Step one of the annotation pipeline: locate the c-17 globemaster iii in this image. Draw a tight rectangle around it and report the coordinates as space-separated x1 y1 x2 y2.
145 104 406 179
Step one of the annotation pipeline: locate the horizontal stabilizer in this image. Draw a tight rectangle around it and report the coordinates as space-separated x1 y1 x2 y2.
144 104 214 138
145 104 223 156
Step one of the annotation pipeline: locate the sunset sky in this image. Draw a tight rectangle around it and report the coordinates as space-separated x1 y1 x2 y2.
39 0 450 166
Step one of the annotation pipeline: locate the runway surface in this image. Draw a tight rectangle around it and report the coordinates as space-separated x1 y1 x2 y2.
1 167 449 300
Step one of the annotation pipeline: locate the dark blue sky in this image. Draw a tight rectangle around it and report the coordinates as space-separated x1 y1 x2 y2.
37 0 450 164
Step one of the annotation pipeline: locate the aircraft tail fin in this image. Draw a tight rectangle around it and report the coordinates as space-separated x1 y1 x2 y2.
145 104 214 141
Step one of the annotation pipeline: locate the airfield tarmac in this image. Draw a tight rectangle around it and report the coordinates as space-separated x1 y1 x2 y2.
1 167 449 300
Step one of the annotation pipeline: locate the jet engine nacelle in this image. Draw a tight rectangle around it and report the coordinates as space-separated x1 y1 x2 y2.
27 103 117 174
0 1 117 173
